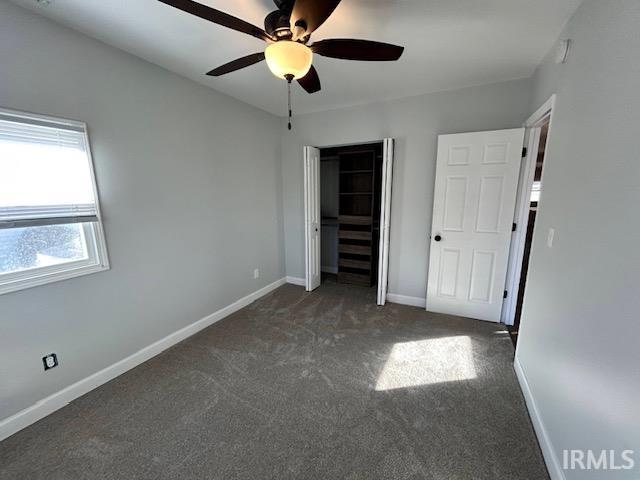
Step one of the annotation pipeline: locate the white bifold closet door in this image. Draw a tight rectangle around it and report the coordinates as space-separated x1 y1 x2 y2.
304 146 321 292
376 138 394 306
427 129 525 322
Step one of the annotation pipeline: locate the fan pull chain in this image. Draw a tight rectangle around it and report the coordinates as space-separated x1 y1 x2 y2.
285 74 294 130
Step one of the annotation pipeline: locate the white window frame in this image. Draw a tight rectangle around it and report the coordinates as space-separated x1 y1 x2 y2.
0 107 109 295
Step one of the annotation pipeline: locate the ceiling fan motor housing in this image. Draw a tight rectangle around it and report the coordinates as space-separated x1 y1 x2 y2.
265 10 292 39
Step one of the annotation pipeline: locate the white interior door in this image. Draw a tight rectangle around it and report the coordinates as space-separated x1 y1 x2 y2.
304 146 321 291
427 129 525 322
377 138 394 305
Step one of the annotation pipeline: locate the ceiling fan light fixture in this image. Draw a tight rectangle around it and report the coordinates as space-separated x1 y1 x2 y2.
265 41 313 80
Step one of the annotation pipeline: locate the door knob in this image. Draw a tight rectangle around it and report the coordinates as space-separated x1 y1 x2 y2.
434 235 442 242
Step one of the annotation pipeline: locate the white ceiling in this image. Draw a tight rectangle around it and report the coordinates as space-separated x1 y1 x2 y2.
10 0 582 116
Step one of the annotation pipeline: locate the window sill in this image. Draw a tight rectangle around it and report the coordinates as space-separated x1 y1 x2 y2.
0 263 109 296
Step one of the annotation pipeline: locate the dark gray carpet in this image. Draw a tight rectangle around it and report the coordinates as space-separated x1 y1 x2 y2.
0 283 549 479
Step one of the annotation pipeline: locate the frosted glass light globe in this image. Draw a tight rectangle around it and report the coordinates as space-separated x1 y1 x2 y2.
265 41 313 80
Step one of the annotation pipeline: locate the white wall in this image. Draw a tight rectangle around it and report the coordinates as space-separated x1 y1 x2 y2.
0 2 284 421
517 1 640 478
281 79 533 299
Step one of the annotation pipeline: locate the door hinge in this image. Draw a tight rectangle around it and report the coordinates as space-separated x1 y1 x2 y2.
503 290 508 299
512 223 517 232
522 147 528 157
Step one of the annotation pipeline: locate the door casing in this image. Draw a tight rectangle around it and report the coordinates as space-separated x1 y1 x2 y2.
303 139 394 303
502 95 556 325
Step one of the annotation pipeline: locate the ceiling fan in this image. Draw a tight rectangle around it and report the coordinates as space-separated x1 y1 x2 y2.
158 0 405 128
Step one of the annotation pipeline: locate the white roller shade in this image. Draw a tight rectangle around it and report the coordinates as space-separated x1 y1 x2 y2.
0 112 99 229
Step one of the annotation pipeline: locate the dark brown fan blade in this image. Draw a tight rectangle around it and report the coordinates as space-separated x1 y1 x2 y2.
297 66 321 94
158 0 272 42
290 0 341 37
206 53 265 76
312 39 404 61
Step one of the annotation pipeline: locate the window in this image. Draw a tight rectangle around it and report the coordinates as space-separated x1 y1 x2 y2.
0 108 109 295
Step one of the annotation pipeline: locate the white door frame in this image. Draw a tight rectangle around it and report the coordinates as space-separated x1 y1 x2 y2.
303 139 394 303
502 95 556 325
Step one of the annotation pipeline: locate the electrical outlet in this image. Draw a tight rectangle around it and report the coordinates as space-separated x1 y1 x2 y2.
253 268 260 279
42 353 58 371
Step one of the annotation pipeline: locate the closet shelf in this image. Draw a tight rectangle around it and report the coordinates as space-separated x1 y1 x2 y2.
339 244 372 255
339 230 372 241
339 215 372 225
339 259 371 270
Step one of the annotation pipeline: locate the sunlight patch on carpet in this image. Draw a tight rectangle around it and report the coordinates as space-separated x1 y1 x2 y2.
375 336 476 390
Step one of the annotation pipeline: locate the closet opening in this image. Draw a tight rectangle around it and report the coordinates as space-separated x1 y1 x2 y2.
320 142 384 288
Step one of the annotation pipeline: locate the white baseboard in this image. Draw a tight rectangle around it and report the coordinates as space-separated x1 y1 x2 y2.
286 276 305 286
321 266 338 274
0 277 287 442
386 293 426 308
514 356 564 480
